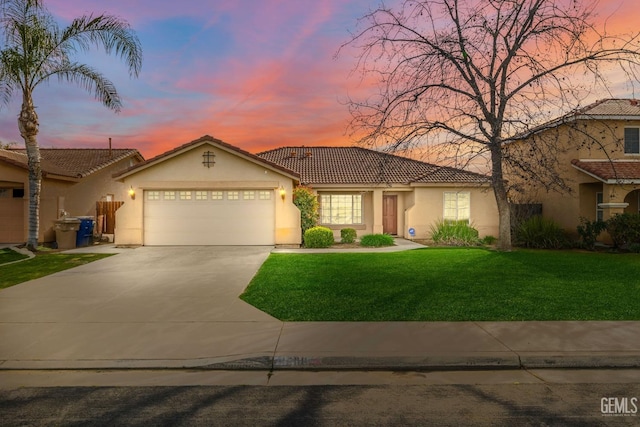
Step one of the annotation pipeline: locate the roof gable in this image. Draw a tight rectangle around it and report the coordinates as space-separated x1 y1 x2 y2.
114 135 299 180
2 147 142 178
512 99 640 141
258 146 488 185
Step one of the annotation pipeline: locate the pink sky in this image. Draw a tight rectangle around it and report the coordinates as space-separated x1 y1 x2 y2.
0 0 638 159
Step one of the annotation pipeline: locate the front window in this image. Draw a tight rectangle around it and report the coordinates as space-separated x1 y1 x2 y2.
443 192 470 222
624 128 640 154
596 192 604 222
320 194 363 225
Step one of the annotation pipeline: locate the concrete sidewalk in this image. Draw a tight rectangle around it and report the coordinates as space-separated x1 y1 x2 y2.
0 245 639 371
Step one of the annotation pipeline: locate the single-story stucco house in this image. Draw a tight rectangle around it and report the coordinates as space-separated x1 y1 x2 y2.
0 147 143 243
113 135 499 246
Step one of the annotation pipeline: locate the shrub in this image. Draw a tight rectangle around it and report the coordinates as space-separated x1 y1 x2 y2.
606 213 640 248
360 233 394 247
515 216 568 249
576 217 606 250
293 186 319 243
340 228 357 244
430 219 480 246
481 235 497 245
303 226 334 248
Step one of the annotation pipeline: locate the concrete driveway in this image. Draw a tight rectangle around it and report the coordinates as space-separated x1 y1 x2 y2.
0 246 282 369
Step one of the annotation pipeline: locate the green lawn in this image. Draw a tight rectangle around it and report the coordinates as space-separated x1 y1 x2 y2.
0 253 113 289
240 248 640 321
0 248 29 265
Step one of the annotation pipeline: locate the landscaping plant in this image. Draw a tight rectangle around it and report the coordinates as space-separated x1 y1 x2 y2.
303 226 334 248
605 213 640 249
430 219 480 246
360 233 394 247
515 216 567 249
340 228 357 244
576 217 606 250
292 186 319 243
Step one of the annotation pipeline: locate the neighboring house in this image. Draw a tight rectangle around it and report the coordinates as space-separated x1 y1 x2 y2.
0 147 143 243
112 135 498 246
507 99 640 237
259 146 499 241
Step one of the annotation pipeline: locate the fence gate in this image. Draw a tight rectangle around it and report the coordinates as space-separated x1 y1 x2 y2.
96 201 124 234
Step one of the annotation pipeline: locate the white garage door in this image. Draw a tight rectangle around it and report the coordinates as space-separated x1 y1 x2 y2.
144 189 275 245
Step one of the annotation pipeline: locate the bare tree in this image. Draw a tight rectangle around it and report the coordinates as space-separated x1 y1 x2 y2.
341 0 640 250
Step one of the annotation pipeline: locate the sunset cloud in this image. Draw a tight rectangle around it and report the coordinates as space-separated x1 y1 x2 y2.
1 0 637 159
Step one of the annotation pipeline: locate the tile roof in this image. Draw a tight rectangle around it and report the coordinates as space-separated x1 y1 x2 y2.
1 148 142 178
571 159 640 182
258 146 489 185
511 99 640 141
114 135 299 179
574 98 640 117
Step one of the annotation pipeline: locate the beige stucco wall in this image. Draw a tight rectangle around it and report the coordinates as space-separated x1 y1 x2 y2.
313 184 498 241
507 119 640 237
405 185 499 239
0 156 139 243
114 141 301 246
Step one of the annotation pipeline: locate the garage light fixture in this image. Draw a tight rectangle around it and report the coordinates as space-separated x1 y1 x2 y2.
202 151 216 168
279 186 286 201
128 186 136 200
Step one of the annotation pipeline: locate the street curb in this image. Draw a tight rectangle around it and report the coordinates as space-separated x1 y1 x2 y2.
4 354 639 371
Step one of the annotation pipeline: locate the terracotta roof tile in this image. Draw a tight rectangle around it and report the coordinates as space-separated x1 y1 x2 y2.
571 159 640 181
4 148 142 178
258 146 488 185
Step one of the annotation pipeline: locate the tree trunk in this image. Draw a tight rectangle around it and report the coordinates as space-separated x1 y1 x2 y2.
490 143 512 251
18 94 41 251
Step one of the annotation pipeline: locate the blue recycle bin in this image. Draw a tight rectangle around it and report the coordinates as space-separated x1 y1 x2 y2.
75 216 94 247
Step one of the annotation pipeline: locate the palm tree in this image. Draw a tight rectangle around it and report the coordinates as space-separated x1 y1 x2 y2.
0 0 142 250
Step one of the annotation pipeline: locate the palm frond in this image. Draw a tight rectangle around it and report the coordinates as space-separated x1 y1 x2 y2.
49 62 122 112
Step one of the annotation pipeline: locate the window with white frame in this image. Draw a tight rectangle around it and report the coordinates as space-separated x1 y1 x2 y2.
443 192 471 222
624 128 640 154
320 194 363 225
596 192 604 222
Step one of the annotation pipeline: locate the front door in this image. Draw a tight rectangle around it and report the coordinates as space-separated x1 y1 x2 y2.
382 195 398 235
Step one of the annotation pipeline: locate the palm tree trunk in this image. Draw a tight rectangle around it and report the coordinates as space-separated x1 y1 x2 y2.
18 94 41 251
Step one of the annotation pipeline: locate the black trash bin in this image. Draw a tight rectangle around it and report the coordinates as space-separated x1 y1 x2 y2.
75 216 94 247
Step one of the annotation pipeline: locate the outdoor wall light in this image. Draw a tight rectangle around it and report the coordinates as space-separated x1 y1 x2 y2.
128 186 136 199
279 186 286 201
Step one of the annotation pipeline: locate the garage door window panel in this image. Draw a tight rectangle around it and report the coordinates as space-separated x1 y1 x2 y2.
164 191 176 200
228 191 239 200
195 191 208 200
211 191 223 200
147 191 160 200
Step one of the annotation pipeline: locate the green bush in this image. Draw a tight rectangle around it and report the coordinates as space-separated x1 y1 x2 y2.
430 219 480 246
576 217 606 250
481 235 497 245
304 226 334 248
340 228 357 244
606 213 640 248
293 186 319 243
360 233 394 247
516 216 568 249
